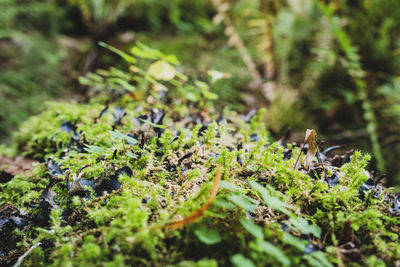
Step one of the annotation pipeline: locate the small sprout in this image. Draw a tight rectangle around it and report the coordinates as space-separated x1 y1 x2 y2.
109 130 137 145
194 225 221 245
125 134 137 145
139 118 166 129
240 217 264 239
109 130 126 140
83 144 106 154
126 149 137 159
98 41 137 64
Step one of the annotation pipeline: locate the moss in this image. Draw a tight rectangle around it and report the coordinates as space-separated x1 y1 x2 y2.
1 43 399 266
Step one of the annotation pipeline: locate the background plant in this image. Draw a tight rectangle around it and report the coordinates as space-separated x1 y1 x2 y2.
212 0 400 185
0 0 67 139
1 0 400 187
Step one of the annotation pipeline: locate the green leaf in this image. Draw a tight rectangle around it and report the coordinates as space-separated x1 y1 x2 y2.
124 135 137 145
107 78 136 92
248 180 270 199
130 45 158 60
215 198 236 210
126 151 137 159
130 42 180 64
256 240 290 266
109 130 126 140
228 193 258 212
303 251 334 267
83 144 106 154
78 76 94 86
282 232 306 251
139 119 167 129
240 217 264 239
219 181 242 191
148 60 176 81
109 130 137 144
99 41 137 64
194 225 221 245
231 254 255 267
287 217 321 238
249 180 294 215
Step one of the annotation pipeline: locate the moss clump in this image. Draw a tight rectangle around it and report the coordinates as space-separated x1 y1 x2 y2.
1 44 399 266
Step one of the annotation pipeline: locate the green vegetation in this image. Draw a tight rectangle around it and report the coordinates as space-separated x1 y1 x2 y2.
0 0 67 138
2 0 400 186
1 1 400 266
1 43 399 266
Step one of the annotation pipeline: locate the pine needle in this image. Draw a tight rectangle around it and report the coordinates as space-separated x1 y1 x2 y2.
13 242 41 267
163 165 222 230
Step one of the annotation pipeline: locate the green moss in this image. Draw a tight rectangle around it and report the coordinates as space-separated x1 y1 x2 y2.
1 43 399 266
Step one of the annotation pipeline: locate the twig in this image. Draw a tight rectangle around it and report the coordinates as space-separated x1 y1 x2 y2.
259 0 276 81
163 165 222 230
13 242 41 267
211 0 263 89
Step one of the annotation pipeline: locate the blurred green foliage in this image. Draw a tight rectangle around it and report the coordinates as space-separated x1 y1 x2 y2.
1 0 400 185
220 0 400 184
0 0 67 139
0 0 218 141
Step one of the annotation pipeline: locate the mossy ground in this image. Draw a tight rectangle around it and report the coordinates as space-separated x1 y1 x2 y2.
1 44 399 267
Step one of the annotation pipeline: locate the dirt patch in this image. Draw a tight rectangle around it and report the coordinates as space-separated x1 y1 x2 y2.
0 155 38 182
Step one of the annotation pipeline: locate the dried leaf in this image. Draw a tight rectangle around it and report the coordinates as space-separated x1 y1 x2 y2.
294 129 319 170
304 129 317 170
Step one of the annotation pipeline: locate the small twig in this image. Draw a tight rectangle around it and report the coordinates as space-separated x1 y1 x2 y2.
13 242 41 267
163 165 222 230
294 142 306 169
316 146 329 187
211 0 263 89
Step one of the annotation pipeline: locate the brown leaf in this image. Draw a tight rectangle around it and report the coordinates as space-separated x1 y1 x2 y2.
339 219 353 245
294 129 320 170
304 129 317 170
0 156 37 183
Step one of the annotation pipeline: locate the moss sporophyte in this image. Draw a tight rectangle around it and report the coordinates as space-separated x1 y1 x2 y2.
1 43 399 266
